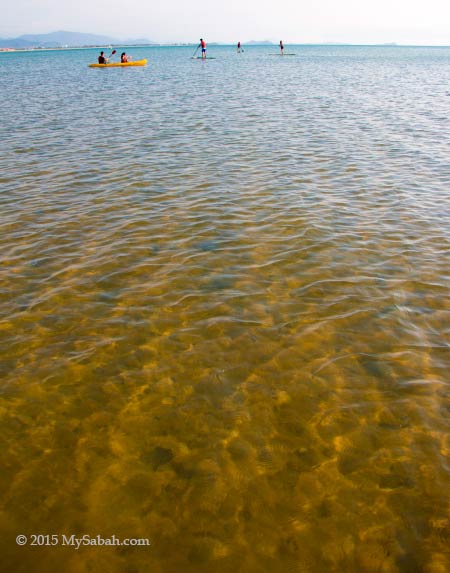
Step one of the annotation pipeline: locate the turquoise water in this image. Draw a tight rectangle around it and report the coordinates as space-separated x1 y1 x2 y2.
1 45 450 572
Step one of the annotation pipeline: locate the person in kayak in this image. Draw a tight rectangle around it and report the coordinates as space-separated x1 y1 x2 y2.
199 38 206 59
279 40 284 55
98 51 107 64
120 52 128 63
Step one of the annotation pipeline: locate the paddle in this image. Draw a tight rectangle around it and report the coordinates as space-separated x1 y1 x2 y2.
107 49 117 61
191 45 200 59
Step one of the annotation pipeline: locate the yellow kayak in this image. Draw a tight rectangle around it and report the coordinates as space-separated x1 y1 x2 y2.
88 59 147 68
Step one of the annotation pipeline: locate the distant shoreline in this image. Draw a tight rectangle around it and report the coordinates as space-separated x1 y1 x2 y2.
0 44 168 53
2 42 450 53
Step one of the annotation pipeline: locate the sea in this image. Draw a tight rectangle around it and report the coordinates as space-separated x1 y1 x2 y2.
1 44 450 573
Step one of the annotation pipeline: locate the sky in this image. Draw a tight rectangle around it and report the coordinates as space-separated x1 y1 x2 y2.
2 0 450 45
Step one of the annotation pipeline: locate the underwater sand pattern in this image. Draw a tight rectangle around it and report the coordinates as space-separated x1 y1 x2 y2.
1 46 450 572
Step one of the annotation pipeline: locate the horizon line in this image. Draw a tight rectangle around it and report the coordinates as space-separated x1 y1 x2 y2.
2 42 450 49
1 30 450 49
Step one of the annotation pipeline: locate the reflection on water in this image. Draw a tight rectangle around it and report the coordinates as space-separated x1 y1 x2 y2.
1 45 450 572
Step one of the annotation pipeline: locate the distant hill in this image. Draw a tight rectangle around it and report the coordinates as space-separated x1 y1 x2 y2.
0 30 156 49
245 40 275 45
0 37 35 49
122 38 157 46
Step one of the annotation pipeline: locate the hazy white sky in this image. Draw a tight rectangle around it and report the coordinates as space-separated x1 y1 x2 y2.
2 0 450 44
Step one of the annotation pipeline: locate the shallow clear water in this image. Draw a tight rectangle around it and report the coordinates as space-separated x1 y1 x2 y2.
1 45 450 572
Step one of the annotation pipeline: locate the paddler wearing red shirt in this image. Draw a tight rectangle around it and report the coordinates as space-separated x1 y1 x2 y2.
199 38 206 59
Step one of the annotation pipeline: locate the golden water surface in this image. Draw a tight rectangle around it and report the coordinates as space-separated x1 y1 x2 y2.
1 46 450 572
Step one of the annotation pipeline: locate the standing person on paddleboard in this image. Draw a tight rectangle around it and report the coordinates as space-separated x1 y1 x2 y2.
237 41 241 53
199 38 207 59
279 40 284 56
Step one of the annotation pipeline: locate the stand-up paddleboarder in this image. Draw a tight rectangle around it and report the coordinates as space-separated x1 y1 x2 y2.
199 38 206 59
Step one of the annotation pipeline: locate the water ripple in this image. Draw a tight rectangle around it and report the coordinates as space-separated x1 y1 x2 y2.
1 45 450 573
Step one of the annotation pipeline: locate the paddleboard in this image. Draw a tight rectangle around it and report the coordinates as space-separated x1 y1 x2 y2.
191 57 216 59
270 53 296 56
